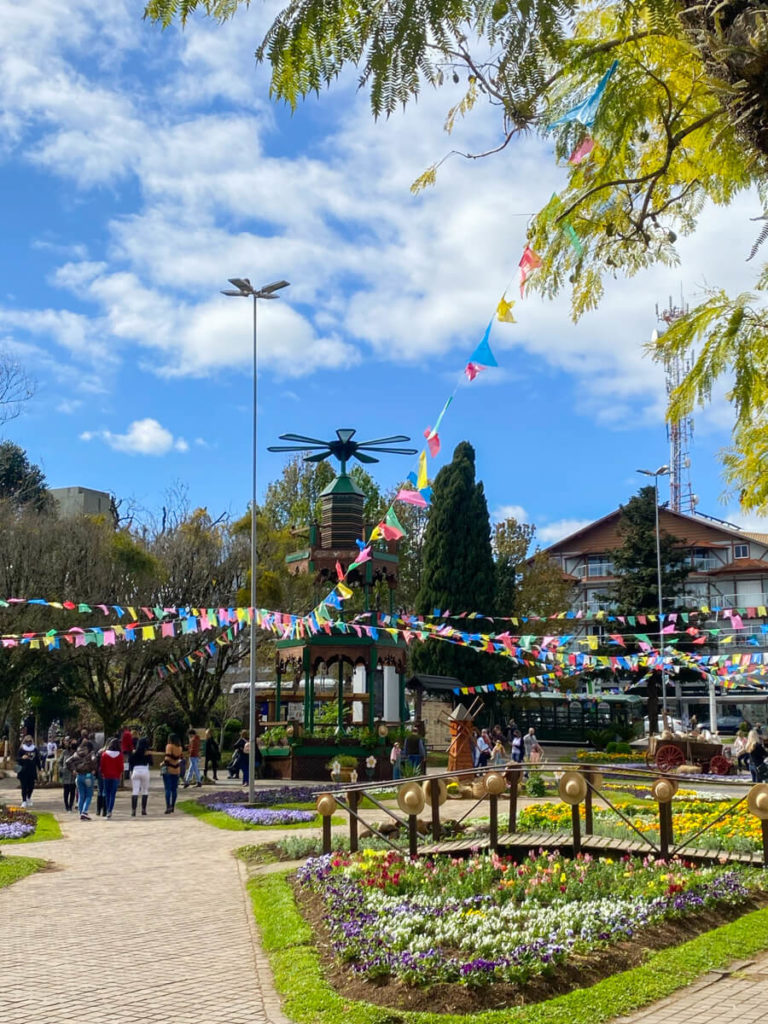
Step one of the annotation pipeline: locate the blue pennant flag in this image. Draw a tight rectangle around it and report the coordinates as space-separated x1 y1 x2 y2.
468 320 499 367
548 60 619 129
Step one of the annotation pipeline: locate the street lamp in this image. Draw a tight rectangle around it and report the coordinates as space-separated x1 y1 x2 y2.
222 277 290 801
637 465 670 722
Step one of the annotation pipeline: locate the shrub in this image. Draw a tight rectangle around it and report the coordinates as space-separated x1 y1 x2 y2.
606 741 632 754
524 773 547 797
152 724 170 751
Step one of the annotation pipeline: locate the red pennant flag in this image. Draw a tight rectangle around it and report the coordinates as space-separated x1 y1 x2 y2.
335 561 344 581
423 427 440 457
519 245 542 296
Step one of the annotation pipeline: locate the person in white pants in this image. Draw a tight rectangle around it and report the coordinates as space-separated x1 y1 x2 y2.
129 737 152 816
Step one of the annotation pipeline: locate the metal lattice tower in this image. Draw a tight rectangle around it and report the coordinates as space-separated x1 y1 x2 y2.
656 298 697 514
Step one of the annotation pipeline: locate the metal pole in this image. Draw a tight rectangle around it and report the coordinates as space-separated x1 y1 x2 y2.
654 475 668 720
248 294 258 803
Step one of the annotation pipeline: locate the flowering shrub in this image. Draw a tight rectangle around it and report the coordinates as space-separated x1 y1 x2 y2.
518 798 762 851
576 752 645 765
0 805 36 841
198 785 340 810
296 849 760 987
217 805 316 826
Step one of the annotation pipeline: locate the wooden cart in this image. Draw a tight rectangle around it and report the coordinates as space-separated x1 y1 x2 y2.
645 735 730 774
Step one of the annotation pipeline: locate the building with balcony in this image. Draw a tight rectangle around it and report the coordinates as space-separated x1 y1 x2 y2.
539 507 768 647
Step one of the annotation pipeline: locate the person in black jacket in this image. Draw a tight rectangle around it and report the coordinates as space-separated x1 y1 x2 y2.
229 730 247 778
17 735 41 808
129 736 153 816
204 729 220 781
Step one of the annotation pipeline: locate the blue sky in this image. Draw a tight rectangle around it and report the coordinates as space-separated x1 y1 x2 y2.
0 0 763 545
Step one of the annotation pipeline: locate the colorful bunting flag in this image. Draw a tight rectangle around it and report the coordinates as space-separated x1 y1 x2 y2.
416 450 428 490
568 136 595 164
547 60 619 129
519 245 542 296
496 294 516 323
424 426 440 457
396 488 429 508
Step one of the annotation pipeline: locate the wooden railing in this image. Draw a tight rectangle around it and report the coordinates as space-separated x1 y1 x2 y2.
314 762 768 864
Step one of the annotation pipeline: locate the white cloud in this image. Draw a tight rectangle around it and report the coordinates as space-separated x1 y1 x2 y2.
0 0 761 435
80 418 189 456
536 519 593 546
493 504 528 523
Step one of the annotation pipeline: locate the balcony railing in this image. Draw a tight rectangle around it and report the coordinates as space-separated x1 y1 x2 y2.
574 562 615 578
691 558 719 571
709 593 768 609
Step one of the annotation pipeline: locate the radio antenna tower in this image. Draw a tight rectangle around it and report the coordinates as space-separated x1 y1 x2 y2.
655 295 697 514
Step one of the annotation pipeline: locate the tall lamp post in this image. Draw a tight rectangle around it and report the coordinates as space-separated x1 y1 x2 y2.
637 465 670 723
222 277 290 801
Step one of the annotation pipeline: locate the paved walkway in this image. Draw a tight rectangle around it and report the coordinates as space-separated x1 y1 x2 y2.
0 778 290 1024
614 956 768 1023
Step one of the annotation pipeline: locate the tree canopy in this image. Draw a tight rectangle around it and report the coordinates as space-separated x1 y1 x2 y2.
411 441 500 683
607 485 691 613
146 0 768 506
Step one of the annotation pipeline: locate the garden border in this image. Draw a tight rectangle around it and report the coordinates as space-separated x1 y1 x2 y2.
248 869 768 1024
178 800 343 831
0 811 62 845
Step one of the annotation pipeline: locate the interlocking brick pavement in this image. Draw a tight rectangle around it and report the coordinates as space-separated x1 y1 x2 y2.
612 957 768 1024
0 779 291 1024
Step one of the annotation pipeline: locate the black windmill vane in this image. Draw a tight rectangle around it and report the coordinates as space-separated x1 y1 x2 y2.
267 428 417 475
269 429 417 560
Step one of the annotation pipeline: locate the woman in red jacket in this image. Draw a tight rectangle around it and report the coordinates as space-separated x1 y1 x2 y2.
100 738 124 819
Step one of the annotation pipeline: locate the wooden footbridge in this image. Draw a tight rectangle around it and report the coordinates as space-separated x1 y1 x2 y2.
314 762 768 867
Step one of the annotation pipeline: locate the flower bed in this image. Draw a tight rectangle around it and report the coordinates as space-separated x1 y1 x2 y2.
295 849 761 989
518 798 761 851
217 805 316 826
575 752 646 765
198 784 339 811
0 806 36 841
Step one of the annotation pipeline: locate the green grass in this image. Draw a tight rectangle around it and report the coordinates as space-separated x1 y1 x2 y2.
0 812 62 845
0 855 46 888
177 800 343 831
249 871 768 1024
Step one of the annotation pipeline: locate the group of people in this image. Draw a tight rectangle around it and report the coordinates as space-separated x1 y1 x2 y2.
16 724 231 819
473 724 542 769
732 727 768 782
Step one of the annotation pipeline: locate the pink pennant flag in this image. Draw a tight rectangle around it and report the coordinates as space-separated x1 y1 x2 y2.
378 523 404 541
161 622 175 638
423 427 440 457
396 489 428 508
731 613 745 630
568 136 595 164
464 362 486 382
519 245 542 297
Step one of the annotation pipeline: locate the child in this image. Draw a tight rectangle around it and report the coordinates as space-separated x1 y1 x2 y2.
490 740 506 767
390 741 402 780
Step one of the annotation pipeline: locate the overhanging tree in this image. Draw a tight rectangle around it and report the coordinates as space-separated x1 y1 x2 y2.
146 0 768 506
411 441 501 683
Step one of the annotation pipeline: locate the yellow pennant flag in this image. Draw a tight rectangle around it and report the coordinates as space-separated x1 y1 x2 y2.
142 625 156 641
337 583 353 599
369 524 383 541
496 293 516 323
416 450 428 490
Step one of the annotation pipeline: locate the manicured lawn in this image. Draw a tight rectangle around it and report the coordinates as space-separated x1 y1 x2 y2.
178 800 342 830
0 812 62 845
250 868 768 1024
0 855 46 888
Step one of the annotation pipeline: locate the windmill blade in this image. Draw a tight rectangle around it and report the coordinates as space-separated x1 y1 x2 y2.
357 445 418 455
356 435 412 446
303 452 332 463
267 444 329 453
278 433 331 445
352 452 379 464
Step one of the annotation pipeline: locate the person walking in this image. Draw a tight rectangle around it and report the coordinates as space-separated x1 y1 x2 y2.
16 735 41 808
95 738 109 817
229 730 247 779
129 736 153 816
67 741 98 820
523 727 539 761
390 740 402 780
100 738 124 818
490 740 506 766
120 726 134 782
184 729 202 788
58 739 78 812
204 728 220 781
475 730 492 768
162 733 183 814
510 729 524 764
746 728 767 783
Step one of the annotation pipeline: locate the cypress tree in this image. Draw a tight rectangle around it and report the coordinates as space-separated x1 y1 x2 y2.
411 441 499 684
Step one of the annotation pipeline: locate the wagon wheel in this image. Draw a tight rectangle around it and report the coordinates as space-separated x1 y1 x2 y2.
709 755 731 776
655 744 685 773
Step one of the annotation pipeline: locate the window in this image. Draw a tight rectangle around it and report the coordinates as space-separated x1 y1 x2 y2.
735 543 750 559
